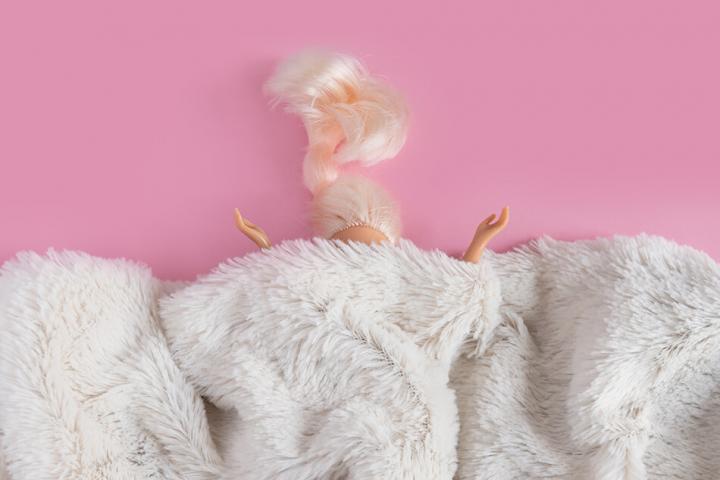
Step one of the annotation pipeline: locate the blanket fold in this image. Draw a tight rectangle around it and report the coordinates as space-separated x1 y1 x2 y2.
0 252 221 480
159 239 501 479
452 236 720 479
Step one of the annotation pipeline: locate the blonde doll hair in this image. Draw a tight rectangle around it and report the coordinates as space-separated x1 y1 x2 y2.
265 51 407 242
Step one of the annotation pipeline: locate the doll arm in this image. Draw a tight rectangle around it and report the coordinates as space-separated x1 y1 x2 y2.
235 209 271 249
463 206 509 263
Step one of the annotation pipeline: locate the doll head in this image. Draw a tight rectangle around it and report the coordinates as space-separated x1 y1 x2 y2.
265 51 407 242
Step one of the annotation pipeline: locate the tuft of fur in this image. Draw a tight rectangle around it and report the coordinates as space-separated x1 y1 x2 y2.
0 251 222 480
265 50 407 240
160 239 501 479
453 235 720 480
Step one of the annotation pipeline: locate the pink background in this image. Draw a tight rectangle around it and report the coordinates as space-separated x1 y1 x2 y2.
1 1 718 279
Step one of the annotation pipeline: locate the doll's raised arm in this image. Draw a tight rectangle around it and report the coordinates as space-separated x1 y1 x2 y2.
463 206 509 263
235 209 271 249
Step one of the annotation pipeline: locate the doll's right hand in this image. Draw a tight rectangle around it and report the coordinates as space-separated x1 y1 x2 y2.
235 209 272 249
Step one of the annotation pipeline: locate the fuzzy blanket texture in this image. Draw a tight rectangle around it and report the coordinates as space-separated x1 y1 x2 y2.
0 236 718 479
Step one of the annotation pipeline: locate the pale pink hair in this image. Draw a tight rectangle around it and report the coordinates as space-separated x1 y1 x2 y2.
265 51 407 242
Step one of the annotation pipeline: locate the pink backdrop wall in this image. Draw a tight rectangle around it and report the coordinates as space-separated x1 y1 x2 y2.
1 1 718 279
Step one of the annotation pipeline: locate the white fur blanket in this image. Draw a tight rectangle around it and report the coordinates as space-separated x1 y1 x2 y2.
1 236 718 479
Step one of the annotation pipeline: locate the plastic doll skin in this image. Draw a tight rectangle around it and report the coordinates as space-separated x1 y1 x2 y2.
234 206 510 263
234 209 272 249
329 225 389 244
462 206 510 263
234 209 388 248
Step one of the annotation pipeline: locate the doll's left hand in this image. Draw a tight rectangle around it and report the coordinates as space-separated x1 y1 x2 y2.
473 206 510 244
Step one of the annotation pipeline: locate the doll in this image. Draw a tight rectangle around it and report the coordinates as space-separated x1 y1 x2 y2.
234 51 509 262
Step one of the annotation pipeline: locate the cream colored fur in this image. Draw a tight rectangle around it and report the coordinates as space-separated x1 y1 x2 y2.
0 251 221 479
159 239 500 479
1 235 719 479
453 235 720 479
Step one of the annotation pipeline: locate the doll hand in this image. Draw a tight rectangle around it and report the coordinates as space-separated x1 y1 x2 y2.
463 206 509 263
474 206 510 242
235 209 272 249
